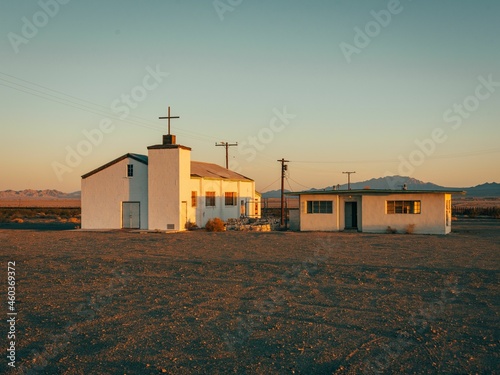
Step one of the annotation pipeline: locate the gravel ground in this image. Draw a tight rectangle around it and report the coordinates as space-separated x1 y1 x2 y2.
1 218 498 374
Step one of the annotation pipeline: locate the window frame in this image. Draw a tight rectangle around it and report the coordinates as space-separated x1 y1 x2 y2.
205 191 216 207
306 200 333 214
386 200 421 214
224 192 237 206
191 191 197 207
127 164 133 177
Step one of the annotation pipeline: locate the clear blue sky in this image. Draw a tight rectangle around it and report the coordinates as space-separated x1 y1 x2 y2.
1 0 499 193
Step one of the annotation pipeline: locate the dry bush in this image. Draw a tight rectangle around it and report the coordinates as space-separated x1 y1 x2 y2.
205 218 225 232
11 218 24 223
405 224 416 234
386 226 397 234
185 220 198 230
68 217 80 223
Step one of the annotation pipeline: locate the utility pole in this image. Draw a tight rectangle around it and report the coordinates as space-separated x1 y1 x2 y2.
215 141 238 169
277 158 289 227
342 171 356 190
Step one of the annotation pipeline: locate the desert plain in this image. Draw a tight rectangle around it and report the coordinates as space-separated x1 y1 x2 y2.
0 218 498 374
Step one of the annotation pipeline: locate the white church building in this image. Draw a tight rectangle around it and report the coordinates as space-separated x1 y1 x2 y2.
81 111 260 230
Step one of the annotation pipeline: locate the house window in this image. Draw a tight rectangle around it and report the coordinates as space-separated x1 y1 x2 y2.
191 191 197 207
206 192 216 207
386 200 421 214
225 192 237 206
127 164 133 177
307 201 333 214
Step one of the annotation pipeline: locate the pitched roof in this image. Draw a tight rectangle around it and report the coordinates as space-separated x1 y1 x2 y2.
81 154 252 182
190 161 253 181
81 153 148 179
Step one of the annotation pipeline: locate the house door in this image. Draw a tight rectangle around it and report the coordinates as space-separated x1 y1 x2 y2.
344 202 357 229
122 202 140 229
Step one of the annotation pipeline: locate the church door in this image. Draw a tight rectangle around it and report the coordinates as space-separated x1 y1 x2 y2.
122 202 140 229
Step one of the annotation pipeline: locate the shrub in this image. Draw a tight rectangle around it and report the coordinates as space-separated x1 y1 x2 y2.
386 226 397 234
11 218 24 224
185 220 198 230
205 218 225 232
405 224 416 234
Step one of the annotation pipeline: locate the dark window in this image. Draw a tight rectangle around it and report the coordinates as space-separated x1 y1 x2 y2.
206 192 216 207
307 201 333 214
127 164 133 177
225 192 237 206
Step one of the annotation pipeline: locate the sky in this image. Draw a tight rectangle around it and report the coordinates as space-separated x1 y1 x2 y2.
0 0 499 193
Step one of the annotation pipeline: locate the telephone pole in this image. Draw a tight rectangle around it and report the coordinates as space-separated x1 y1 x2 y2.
277 158 289 227
342 171 356 190
215 141 238 169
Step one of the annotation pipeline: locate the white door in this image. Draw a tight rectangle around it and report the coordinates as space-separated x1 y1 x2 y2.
122 202 140 229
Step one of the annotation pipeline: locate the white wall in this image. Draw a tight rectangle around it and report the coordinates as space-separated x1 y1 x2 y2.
148 146 191 231
297 193 451 234
81 158 148 229
189 178 256 227
361 193 447 234
298 194 339 231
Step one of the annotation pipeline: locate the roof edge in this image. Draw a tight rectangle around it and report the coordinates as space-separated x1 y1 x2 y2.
81 153 148 179
285 189 466 195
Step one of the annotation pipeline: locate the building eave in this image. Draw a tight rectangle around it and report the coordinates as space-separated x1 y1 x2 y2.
81 153 148 179
285 189 466 196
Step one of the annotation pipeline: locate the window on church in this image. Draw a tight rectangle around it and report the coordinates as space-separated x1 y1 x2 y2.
386 200 421 214
127 164 133 177
206 192 216 207
191 191 197 207
225 192 237 206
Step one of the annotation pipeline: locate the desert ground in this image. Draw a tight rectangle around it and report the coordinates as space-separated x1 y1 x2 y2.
1 219 498 374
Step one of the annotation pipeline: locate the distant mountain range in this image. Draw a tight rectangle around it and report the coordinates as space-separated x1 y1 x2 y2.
1 177 498 200
0 189 81 200
261 176 500 198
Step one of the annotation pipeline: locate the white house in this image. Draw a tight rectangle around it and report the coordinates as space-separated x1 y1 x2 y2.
288 189 463 235
81 133 259 230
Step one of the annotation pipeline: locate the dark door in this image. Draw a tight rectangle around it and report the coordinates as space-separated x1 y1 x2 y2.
344 202 358 229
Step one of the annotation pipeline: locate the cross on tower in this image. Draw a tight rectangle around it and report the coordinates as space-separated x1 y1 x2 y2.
159 106 180 135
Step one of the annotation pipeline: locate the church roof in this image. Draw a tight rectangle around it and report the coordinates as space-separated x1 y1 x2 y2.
82 154 252 181
191 161 253 181
81 153 148 179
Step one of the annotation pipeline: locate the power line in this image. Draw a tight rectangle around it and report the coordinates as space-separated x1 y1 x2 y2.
342 171 356 190
0 71 221 143
277 158 289 227
215 141 238 169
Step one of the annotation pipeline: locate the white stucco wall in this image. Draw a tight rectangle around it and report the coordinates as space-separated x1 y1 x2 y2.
81 157 148 229
298 194 339 231
148 146 191 231
361 193 447 234
192 178 255 227
297 192 451 235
